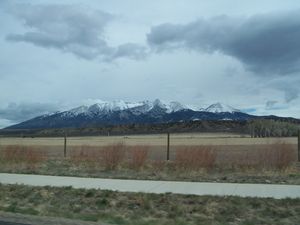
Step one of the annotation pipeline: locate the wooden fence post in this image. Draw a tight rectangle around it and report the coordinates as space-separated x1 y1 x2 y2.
167 132 170 161
64 131 67 158
250 125 254 138
298 130 300 162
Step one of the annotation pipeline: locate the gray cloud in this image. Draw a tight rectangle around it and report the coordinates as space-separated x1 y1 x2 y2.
265 100 278 109
112 43 148 60
5 3 146 61
0 102 59 123
267 76 300 103
147 10 300 75
285 88 299 103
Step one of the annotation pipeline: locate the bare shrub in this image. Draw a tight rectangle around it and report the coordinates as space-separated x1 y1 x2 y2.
102 143 125 170
175 146 216 170
258 142 295 169
222 142 295 170
128 146 149 170
70 145 101 167
0 145 46 170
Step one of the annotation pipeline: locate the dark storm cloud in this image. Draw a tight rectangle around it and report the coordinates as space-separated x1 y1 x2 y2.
5 3 146 61
0 102 59 122
147 10 300 75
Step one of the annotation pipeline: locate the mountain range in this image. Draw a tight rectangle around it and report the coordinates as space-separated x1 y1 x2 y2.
4 99 286 129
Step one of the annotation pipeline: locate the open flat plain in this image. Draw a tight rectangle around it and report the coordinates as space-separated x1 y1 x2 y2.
0 132 297 146
0 133 297 160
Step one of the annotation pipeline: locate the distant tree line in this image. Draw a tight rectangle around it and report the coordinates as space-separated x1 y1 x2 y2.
248 119 300 137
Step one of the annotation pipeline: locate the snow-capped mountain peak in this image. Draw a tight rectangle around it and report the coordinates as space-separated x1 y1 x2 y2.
150 99 188 113
66 100 146 116
58 100 241 120
88 100 134 113
167 101 186 113
63 99 191 117
205 102 240 113
6 100 256 130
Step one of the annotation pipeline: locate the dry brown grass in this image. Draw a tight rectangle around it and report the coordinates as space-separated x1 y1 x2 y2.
1 139 295 176
70 144 126 170
66 141 296 172
127 146 149 170
0 145 46 170
0 135 296 147
70 145 102 168
175 146 217 170
219 142 296 170
258 142 295 169
101 143 125 170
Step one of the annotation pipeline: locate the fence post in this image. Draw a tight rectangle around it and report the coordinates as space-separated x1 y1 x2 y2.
64 131 67 158
298 130 300 162
250 125 254 138
167 132 170 161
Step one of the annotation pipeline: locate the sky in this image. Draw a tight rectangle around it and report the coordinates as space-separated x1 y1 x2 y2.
0 0 300 127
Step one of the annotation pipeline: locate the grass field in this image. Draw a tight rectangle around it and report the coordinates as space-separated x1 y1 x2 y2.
0 183 299 225
0 134 299 224
0 132 299 184
0 133 297 161
0 133 297 147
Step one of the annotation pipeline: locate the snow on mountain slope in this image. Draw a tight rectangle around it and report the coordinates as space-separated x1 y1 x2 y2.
62 100 144 117
49 100 242 121
5 100 254 130
205 103 241 113
149 99 187 113
63 99 190 117
167 101 186 113
68 106 89 116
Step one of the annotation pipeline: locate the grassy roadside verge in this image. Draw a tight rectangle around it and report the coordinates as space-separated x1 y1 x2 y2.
0 183 300 225
0 158 299 185
0 211 100 225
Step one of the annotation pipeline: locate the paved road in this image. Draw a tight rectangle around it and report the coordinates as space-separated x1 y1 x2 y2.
0 173 300 199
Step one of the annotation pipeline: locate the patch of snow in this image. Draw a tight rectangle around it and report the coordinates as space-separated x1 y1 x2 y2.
69 106 89 115
167 101 186 113
205 103 240 113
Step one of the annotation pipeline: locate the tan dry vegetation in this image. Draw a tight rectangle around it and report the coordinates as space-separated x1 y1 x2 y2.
0 133 297 161
1 184 300 225
175 146 216 170
0 133 297 147
128 145 149 170
0 134 299 184
0 145 47 170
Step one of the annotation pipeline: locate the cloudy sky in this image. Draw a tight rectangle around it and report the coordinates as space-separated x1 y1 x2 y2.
0 0 300 127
